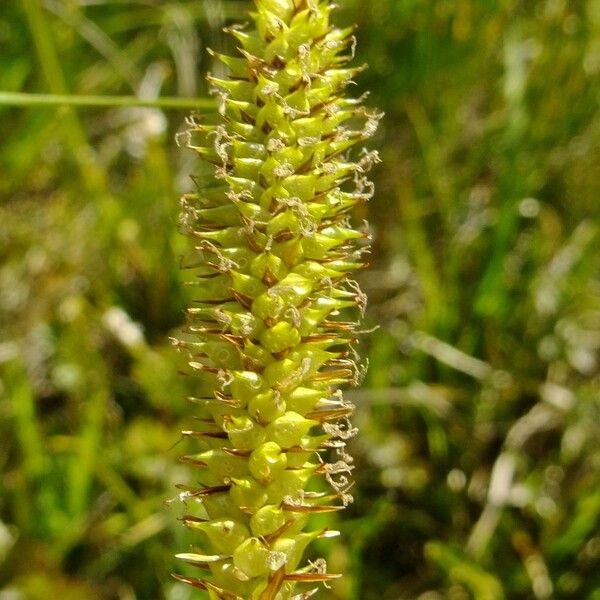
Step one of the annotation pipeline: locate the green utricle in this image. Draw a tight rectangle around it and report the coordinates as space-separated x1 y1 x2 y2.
175 1 379 598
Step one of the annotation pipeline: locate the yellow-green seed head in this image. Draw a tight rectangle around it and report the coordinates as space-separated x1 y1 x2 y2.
174 0 380 598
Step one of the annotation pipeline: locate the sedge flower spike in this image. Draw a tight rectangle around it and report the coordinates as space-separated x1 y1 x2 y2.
173 1 381 598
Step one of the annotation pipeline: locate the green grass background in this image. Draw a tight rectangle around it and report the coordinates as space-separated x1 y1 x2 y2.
1 0 600 598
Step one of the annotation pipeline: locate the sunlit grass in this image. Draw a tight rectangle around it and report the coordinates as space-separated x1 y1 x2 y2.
1 0 599 598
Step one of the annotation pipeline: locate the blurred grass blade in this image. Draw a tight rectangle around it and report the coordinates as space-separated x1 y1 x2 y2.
44 0 142 89
6 362 44 480
68 389 107 519
4 362 44 534
22 0 107 193
425 542 505 600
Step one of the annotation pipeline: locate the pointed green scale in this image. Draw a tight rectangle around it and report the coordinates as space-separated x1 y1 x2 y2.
255 99 289 135
230 198 267 222
249 441 288 483
324 66 367 90
203 493 247 523
191 276 233 302
288 7 330 47
326 107 365 131
232 140 266 159
234 157 263 180
290 115 326 140
248 388 287 423
293 260 345 282
298 305 336 337
266 211 302 237
204 404 248 430
191 144 220 164
227 27 266 56
202 341 243 370
251 291 286 320
326 259 365 274
233 537 273 579
259 156 293 183
271 237 304 268
229 311 263 339
266 412 318 449
186 187 229 206
272 531 323 572
315 167 356 192
273 61 304 89
250 252 288 282
304 83 338 109
255 73 281 100
263 358 301 388
196 205 243 227
194 225 243 247
304 202 331 223
260 321 301 354
209 50 250 79
263 34 291 65
269 272 314 306
209 76 255 102
265 467 316 505
328 136 364 158
230 271 267 299
285 88 311 113
280 174 316 202
229 476 268 510
257 0 295 21
225 415 267 451
229 120 256 140
223 175 261 198
191 519 251 555
229 371 264 404
210 562 252 598
196 450 248 481
285 386 324 415
269 145 305 169
242 343 274 371
250 504 286 537
302 233 345 260
285 450 313 469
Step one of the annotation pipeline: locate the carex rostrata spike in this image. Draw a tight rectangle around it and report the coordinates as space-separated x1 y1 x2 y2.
174 1 381 598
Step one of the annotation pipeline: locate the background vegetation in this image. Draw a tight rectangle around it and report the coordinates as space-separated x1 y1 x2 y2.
1 0 599 598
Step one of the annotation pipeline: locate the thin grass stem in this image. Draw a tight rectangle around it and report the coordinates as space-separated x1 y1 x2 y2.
0 91 215 110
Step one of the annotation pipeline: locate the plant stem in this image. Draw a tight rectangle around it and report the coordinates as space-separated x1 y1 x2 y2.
0 91 216 110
